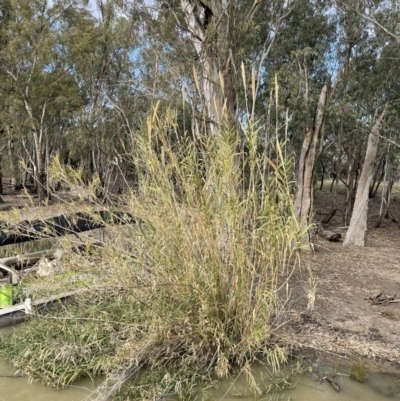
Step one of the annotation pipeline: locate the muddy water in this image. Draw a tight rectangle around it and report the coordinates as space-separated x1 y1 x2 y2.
0 326 98 400
211 362 400 401
287 375 400 400
0 358 98 401
0 356 98 401
0 354 98 401
1 322 399 401
1 359 399 401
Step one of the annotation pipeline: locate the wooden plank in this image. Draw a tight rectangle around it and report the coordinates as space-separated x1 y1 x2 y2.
0 250 56 267
0 289 80 317
0 243 102 279
0 250 57 283
0 304 26 316
0 262 18 284
0 210 132 246
32 290 80 307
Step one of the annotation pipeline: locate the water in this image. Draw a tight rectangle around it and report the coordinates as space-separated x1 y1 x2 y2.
0 356 98 401
210 361 400 401
276 374 399 400
0 327 98 401
2 368 398 401
0 366 97 401
0 362 97 401
1 324 399 401
1 362 399 401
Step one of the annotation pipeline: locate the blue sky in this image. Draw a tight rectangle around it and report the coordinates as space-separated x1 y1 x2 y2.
88 0 100 17
48 0 99 16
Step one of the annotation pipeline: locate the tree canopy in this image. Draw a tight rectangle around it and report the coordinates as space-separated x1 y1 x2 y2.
0 0 399 243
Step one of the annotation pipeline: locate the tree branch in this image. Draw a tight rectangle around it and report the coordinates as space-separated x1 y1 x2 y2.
339 0 400 42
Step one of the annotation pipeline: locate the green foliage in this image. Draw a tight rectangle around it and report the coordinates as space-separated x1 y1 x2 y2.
349 358 366 383
1 0 400 201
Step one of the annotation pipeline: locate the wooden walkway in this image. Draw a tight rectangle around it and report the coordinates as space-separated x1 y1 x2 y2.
0 290 80 328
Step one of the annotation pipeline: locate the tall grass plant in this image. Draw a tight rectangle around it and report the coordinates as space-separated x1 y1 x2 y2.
0 109 307 400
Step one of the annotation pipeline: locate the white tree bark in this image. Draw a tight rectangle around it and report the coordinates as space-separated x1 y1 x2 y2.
294 81 329 243
343 106 387 247
179 0 292 130
180 0 229 127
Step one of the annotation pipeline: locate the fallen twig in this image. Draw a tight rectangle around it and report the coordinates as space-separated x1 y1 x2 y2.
320 376 340 392
365 291 398 306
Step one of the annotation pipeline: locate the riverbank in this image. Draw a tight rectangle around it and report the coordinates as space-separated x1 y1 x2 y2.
280 184 400 367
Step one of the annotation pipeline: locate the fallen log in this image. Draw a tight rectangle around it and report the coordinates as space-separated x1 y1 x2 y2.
15 194 38 199
0 250 57 284
0 211 134 246
316 223 342 241
0 262 18 284
0 249 56 267
320 376 340 392
364 291 399 305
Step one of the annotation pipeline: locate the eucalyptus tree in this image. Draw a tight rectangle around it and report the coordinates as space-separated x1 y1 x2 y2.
0 0 86 201
313 0 373 225
343 107 387 246
133 0 357 243
127 0 298 132
255 0 336 241
340 0 400 42
58 0 140 188
330 0 399 246
340 6 400 245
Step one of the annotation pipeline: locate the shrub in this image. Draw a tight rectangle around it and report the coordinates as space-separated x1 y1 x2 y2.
349 358 366 383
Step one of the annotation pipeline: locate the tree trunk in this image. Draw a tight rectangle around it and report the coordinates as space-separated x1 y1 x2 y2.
368 152 385 198
7 126 19 189
0 149 3 195
23 98 48 203
37 170 47 202
180 0 234 128
343 107 387 247
318 161 325 190
375 157 394 228
33 134 47 203
294 80 329 243
316 223 342 241
344 150 359 226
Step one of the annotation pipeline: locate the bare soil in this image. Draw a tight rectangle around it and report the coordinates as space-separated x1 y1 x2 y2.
283 182 400 366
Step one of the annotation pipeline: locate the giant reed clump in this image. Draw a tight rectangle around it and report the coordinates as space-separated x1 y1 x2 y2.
0 111 307 400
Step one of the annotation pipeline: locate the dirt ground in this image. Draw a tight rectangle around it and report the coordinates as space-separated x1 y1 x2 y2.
283 182 400 366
